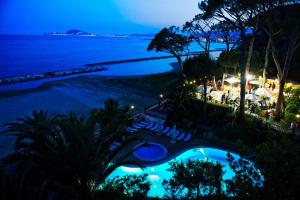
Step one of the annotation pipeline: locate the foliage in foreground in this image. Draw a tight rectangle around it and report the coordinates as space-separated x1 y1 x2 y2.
255 133 300 200
0 99 144 200
96 174 150 199
162 156 263 200
163 160 224 199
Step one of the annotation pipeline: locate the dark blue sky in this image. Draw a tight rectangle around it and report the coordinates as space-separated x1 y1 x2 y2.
0 0 200 35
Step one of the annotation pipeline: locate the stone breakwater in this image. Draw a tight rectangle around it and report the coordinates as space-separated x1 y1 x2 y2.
0 50 216 86
0 66 108 86
0 56 176 86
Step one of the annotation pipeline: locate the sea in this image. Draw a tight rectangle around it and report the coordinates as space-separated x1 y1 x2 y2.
0 34 226 78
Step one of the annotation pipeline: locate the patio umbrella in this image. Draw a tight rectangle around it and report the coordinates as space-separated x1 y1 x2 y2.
245 94 259 101
224 77 240 84
255 88 272 98
249 80 260 85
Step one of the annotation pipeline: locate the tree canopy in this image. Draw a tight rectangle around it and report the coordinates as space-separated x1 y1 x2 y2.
148 26 191 76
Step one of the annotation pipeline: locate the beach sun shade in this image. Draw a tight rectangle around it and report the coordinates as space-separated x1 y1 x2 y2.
245 94 259 101
225 77 240 84
255 88 272 98
249 80 260 85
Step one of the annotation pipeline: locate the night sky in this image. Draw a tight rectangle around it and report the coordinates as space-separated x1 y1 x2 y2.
0 0 201 34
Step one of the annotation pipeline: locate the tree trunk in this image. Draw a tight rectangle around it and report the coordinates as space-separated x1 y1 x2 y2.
221 73 226 90
274 39 294 121
246 35 256 75
271 37 283 79
203 79 208 121
225 38 230 51
263 37 271 86
213 76 217 90
176 56 185 78
237 40 248 122
204 79 207 104
274 80 285 120
237 33 255 122
207 38 211 55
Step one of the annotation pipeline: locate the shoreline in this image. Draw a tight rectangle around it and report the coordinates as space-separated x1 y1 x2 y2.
0 50 222 86
0 66 108 86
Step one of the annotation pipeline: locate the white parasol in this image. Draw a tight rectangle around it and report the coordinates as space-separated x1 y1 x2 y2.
245 94 259 101
224 77 240 84
255 88 272 98
249 80 261 85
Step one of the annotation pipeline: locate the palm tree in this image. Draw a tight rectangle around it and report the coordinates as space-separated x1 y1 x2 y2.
91 99 132 139
1 100 144 200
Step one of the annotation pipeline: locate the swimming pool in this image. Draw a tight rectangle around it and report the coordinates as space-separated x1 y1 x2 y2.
133 142 168 162
107 147 241 198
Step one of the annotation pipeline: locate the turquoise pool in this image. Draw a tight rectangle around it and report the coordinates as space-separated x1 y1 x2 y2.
107 147 241 198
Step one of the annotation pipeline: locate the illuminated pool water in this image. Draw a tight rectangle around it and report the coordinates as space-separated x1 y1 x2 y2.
133 142 168 162
108 147 241 198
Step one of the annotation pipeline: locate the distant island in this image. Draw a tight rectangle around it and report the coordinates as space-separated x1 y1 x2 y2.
44 29 97 36
43 30 158 39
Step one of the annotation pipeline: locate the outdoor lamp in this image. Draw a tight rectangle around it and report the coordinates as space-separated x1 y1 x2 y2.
130 105 135 110
160 94 164 98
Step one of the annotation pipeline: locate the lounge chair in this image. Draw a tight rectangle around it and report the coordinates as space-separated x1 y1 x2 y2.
167 131 180 138
183 133 192 142
140 121 149 126
113 141 122 146
166 130 174 137
109 144 118 151
172 130 180 138
162 127 170 134
135 122 146 127
127 127 138 132
177 132 186 141
145 121 154 129
133 124 142 129
155 125 165 132
150 124 158 131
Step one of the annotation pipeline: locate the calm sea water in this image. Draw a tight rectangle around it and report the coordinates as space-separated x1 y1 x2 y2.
0 35 225 78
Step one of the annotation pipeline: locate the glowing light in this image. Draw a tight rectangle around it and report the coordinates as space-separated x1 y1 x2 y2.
150 167 155 172
160 94 164 98
200 148 205 155
130 105 135 109
121 166 142 173
296 114 300 119
148 175 160 181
